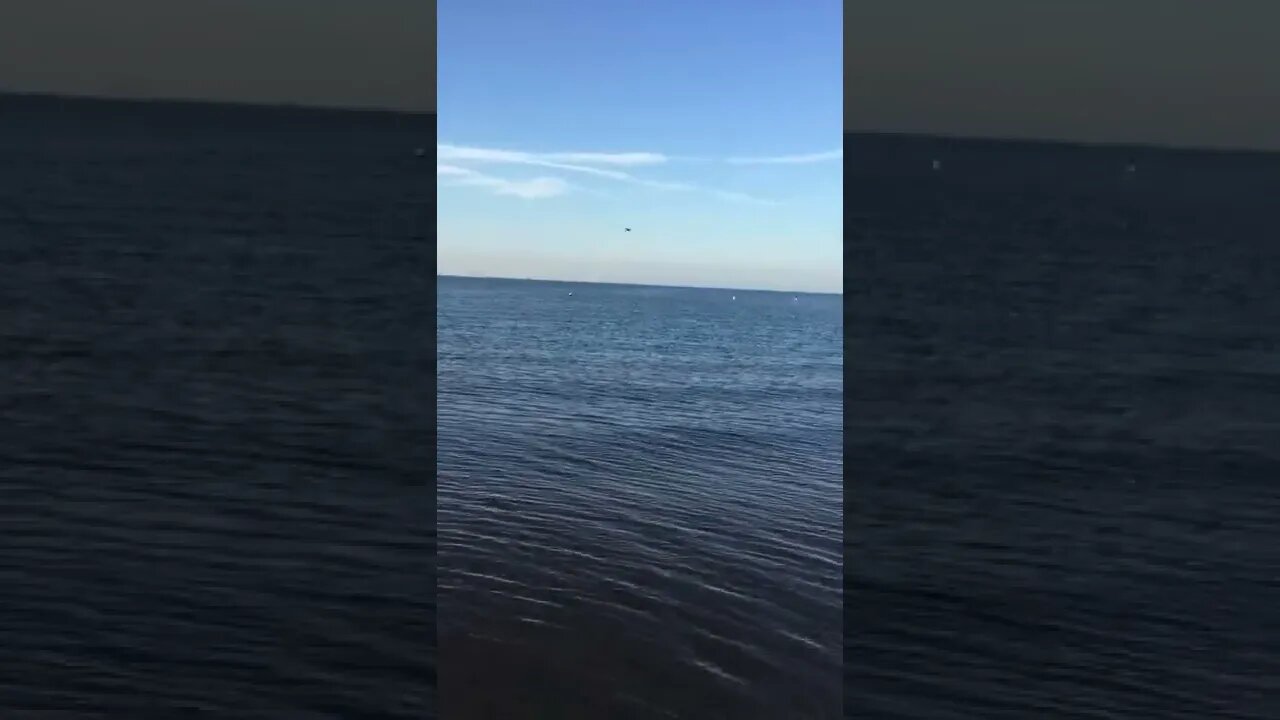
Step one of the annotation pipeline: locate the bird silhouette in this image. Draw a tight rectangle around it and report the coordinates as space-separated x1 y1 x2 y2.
624 228 631 232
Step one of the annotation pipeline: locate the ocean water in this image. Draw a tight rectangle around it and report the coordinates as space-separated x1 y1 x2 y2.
437 276 844 718
848 134 1280 719
0 94 434 718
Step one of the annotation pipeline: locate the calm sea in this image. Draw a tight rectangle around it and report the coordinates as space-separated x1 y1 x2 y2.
848 134 1280 719
0 94 433 718
10 92 1276 719
437 276 844 717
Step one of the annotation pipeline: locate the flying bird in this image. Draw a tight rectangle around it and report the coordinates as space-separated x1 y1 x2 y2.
624 228 631 232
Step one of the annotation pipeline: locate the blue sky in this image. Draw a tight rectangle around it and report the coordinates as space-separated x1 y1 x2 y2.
438 0 842 293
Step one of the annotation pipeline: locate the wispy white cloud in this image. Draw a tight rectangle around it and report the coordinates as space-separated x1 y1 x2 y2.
438 145 634 183
437 143 811 204
438 144 667 167
544 151 668 166
620 178 778 205
711 189 779 205
437 144 666 179
437 163 569 199
725 149 843 165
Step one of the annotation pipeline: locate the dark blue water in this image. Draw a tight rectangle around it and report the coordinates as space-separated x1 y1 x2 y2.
437 276 843 717
848 133 1280 719
0 94 434 718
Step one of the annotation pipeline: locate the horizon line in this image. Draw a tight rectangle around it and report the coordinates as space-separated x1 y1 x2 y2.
12 89 1268 155
847 129 1280 158
0 88 431 118
438 273 842 296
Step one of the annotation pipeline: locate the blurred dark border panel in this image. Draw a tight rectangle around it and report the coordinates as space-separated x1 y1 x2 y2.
842 12 853 719
841 133 854 720
0 98 438 719
421 112 440 719
427 6 439 718
0 1 437 718
425 4 439 718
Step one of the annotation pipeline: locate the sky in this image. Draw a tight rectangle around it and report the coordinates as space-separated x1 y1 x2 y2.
437 0 843 294
0 0 431 112
847 0 1280 151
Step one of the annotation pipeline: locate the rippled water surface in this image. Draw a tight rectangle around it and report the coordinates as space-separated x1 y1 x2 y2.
437 276 843 718
848 134 1280 719
0 94 433 718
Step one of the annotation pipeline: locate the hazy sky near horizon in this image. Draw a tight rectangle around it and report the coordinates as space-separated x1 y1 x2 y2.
438 0 842 293
848 0 1280 151
0 0 431 112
